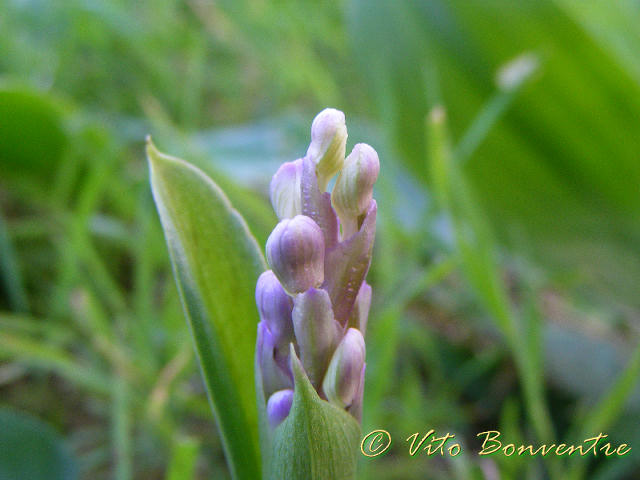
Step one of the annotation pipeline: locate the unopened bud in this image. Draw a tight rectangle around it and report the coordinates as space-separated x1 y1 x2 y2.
306 108 347 191
270 159 303 219
257 322 292 397
266 389 294 428
266 215 325 294
255 270 294 346
331 143 379 236
322 328 365 408
292 288 341 389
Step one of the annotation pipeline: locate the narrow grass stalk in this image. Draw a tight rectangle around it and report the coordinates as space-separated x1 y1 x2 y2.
427 106 562 478
455 90 516 166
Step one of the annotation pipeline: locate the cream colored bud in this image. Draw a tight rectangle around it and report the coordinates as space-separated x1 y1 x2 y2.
331 143 379 235
306 108 347 191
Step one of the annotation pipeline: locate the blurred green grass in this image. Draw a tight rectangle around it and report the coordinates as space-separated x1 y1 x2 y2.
1 0 640 479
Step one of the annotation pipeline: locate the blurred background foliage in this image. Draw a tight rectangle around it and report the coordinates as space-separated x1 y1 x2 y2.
1 0 639 479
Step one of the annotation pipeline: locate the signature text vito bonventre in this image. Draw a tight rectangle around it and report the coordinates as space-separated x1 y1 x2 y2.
361 429 631 458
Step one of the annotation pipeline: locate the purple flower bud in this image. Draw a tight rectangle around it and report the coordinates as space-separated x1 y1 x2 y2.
347 282 372 336
266 215 325 294
306 108 347 191
324 200 376 324
292 288 341 389
332 143 379 238
257 322 292 398
255 270 294 346
266 389 294 428
270 159 303 219
322 328 366 409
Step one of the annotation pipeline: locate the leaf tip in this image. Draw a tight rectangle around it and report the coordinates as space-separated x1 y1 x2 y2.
145 137 185 185
289 343 318 405
145 135 161 169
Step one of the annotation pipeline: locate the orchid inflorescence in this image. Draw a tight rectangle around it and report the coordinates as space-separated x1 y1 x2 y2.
256 108 379 428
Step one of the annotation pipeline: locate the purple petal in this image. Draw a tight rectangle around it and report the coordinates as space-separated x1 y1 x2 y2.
267 389 294 428
346 282 372 336
323 200 377 325
292 288 341 390
301 156 339 250
256 322 292 398
348 364 366 422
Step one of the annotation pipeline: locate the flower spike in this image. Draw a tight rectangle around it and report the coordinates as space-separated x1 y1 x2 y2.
256 108 378 428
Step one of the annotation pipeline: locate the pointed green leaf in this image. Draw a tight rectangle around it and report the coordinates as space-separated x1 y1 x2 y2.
147 138 265 480
266 346 361 480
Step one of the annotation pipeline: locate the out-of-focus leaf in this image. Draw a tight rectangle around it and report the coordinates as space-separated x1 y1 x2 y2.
147 139 264 480
166 437 200 480
0 211 28 312
0 408 78 480
266 347 360 480
191 116 308 185
189 115 308 246
426 106 558 457
0 331 110 394
0 86 67 183
552 0 640 84
347 0 640 306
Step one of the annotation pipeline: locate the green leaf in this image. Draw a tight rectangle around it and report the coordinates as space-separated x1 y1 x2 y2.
265 346 361 480
0 408 78 480
147 138 265 480
0 86 67 184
